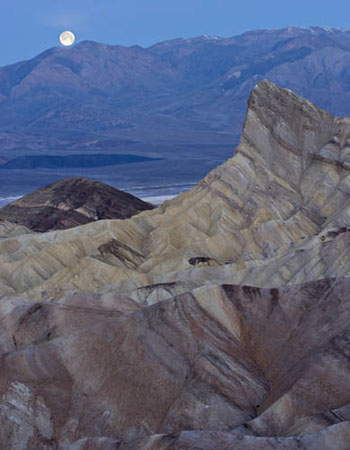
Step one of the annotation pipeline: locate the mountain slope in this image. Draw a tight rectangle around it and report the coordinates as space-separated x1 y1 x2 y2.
3 27 350 160
0 177 154 232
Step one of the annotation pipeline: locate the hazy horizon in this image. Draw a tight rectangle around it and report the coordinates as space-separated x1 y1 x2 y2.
2 0 350 66
4 25 350 67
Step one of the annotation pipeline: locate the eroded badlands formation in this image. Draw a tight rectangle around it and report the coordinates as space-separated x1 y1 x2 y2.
0 81 350 449
1 81 350 300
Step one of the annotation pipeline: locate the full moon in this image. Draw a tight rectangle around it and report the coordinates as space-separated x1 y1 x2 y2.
59 31 75 47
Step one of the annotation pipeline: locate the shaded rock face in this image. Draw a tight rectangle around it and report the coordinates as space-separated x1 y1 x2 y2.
0 279 350 448
0 177 154 232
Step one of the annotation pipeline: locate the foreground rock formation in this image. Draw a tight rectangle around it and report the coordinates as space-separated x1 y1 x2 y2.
1 279 350 449
0 177 154 232
1 81 350 449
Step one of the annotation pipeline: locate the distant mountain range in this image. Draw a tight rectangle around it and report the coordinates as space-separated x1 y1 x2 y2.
2 26 350 164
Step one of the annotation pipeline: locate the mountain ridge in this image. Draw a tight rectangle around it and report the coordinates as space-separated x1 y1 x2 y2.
6 26 350 203
3 26 350 157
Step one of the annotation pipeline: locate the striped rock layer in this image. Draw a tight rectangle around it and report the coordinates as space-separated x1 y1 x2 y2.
0 279 350 448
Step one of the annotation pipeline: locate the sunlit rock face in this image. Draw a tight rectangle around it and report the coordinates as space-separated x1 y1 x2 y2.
0 80 350 299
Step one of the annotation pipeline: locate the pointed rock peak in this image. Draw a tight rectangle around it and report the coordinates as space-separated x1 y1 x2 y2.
247 79 332 125
238 80 343 186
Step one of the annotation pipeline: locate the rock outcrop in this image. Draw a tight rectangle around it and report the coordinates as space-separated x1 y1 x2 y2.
0 177 154 232
0 80 349 299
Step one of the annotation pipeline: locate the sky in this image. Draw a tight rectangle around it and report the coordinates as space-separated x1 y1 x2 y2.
1 0 350 66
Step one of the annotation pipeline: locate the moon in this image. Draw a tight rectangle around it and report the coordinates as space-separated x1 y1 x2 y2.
59 31 75 47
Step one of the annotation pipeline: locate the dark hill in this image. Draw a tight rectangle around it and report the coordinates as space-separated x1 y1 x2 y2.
0 177 154 232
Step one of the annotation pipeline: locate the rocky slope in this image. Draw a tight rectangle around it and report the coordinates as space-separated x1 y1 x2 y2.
0 177 154 232
1 279 350 449
1 81 350 449
0 80 350 299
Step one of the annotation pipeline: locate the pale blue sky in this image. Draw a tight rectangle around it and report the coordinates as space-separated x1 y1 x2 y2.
1 0 350 66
